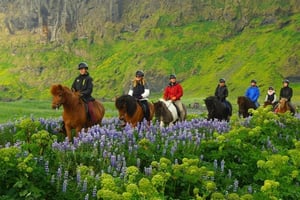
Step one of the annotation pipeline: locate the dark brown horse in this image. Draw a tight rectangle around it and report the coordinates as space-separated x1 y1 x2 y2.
153 99 187 126
204 96 232 121
115 94 155 127
237 96 256 118
51 84 105 140
274 98 295 115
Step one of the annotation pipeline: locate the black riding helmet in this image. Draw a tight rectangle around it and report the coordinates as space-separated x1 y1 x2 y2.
219 78 225 83
78 62 88 70
136 70 144 77
169 74 176 79
283 79 289 84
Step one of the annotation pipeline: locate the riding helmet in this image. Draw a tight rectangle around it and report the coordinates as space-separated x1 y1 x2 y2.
268 86 274 90
78 62 88 70
135 70 144 77
283 79 289 84
251 79 257 83
219 78 225 83
169 74 176 79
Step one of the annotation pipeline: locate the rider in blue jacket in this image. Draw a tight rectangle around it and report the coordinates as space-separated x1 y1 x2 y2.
245 79 260 108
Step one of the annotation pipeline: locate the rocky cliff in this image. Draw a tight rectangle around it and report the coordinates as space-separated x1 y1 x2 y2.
1 0 299 42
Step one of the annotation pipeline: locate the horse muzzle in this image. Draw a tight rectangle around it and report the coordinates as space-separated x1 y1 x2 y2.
52 104 61 110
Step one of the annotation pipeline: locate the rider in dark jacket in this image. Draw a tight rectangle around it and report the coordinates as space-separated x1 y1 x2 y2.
279 79 293 102
215 78 232 115
71 62 96 122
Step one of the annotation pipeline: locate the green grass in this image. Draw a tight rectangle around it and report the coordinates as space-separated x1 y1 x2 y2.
0 100 119 124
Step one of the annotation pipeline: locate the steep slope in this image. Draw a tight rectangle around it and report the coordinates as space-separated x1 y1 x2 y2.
0 0 299 101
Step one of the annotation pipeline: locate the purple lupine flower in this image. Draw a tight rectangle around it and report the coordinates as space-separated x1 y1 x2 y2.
57 167 62 180
213 159 218 170
92 186 97 197
45 161 49 175
220 159 225 173
233 179 239 192
76 170 81 185
110 155 116 168
62 179 68 192
82 178 87 192
84 194 89 200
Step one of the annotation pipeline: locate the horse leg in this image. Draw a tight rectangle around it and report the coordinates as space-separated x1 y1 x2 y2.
65 124 72 141
88 101 95 124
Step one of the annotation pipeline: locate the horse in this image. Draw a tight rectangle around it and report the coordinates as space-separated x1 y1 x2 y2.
237 96 256 118
115 94 155 127
274 98 295 115
50 84 105 141
153 99 187 126
204 96 232 121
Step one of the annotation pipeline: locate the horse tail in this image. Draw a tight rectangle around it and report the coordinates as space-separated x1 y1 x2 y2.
148 102 155 121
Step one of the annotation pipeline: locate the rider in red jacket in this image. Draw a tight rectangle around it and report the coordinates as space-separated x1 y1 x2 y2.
163 74 185 121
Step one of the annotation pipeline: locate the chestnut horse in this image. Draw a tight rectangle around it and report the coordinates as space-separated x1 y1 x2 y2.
115 94 154 127
237 96 256 118
51 84 105 140
274 98 295 115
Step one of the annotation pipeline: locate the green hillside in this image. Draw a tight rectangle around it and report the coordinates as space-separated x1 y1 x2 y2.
0 5 299 105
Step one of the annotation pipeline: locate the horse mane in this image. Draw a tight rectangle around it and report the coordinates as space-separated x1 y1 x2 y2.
115 95 137 117
278 98 288 110
204 96 218 109
154 99 174 123
51 84 81 104
154 99 167 117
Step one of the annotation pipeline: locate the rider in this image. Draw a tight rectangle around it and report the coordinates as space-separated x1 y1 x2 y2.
163 74 185 121
264 86 277 104
128 70 150 120
215 78 232 115
278 79 295 113
245 79 260 108
71 62 96 123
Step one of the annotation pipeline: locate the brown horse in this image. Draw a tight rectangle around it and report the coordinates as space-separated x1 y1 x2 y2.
115 94 154 127
274 98 295 115
237 96 256 118
50 84 105 140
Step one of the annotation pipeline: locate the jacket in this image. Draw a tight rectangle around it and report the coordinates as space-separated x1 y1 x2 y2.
163 82 183 101
215 85 228 102
245 86 260 103
279 86 293 101
71 72 94 102
128 81 150 100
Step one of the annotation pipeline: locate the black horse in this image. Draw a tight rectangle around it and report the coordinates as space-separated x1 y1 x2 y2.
237 96 256 118
204 96 232 121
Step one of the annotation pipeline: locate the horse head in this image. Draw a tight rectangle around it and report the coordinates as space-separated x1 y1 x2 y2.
115 95 137 122
277 98 288 112
153 100 165 120
204 96 218 112
51 84 65 109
